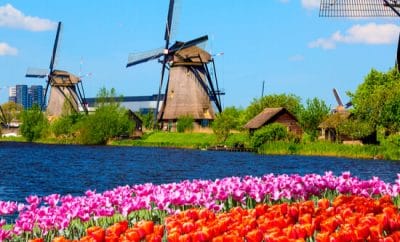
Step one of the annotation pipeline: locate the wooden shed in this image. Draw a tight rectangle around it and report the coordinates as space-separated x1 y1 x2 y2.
244 107 303 136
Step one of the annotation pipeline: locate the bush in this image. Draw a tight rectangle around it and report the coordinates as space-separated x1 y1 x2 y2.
20 106 49 142
76 88 134 145
212 107 242 142
176 115 194 133
250 123 288 149
51 113 83 138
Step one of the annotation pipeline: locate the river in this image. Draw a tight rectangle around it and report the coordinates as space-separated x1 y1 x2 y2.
0 142 399 203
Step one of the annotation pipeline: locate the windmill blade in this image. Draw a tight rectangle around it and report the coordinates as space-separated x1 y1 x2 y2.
168 35 208 53
332 88 344 106
319 0 400 17
345 101 352 109
154 59 168 127
126 47 165 67
41 80 51 111
397 33 400 72
26 68 48 78
49 21 62 72
164 0 181 45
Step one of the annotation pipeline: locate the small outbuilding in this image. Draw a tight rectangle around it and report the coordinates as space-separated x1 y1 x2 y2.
244 107 303 136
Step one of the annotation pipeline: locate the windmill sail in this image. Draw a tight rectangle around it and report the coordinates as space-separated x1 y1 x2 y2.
319 0 400 17
127 48 165 67
26 68 48 78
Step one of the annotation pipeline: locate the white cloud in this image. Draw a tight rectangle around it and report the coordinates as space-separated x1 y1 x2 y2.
289 54 305 61
309 23 400 50
301 0 320 10
0 4 56 31
0 42 18 56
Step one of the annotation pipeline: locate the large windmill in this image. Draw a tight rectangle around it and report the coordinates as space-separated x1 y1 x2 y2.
26 21 88 117
126 0 223 130
320 0 400 71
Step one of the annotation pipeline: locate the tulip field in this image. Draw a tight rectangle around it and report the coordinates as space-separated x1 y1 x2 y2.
1 171 400 241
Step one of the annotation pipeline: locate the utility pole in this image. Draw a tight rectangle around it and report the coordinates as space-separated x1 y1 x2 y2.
261 80 265 98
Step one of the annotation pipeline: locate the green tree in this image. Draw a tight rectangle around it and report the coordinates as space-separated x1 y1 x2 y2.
299 98 330 140
212 106 242 142
77 88 133 145
51 113 83 138
349 68 400 134
20 105 49 142
0 101 23 125
176 115 194 133
337 118 374 140
244 94 302 123
250 123 288 149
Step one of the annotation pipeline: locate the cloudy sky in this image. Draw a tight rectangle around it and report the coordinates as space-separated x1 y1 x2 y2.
0 0 398 108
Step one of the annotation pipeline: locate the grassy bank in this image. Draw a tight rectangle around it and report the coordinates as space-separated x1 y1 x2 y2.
3 131 398 160
111 132 219 149
257 141 382 160
111 132 395 160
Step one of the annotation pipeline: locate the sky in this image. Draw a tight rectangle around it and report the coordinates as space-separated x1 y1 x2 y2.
0 0 399 109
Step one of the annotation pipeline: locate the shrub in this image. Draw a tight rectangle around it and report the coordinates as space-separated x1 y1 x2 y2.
76 88 134 145
176 115 194 133
20 105 49 142
51 113 83 138
250 123 288 149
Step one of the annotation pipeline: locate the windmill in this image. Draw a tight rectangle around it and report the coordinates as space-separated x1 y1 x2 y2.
26 21 88 117
332 88 352 113
126 0 223 130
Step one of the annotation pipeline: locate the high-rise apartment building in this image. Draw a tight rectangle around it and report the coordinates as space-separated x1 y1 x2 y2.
9 85 44 109
16 85 28 108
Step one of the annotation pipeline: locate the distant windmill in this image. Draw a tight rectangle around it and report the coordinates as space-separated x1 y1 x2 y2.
126 0 223 129
26 22 88 117
332 88 352 113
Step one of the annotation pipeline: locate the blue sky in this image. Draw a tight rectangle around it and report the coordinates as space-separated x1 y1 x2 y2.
0 0 399 109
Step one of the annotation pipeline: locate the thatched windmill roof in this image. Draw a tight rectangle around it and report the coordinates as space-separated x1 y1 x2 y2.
318 112 351 129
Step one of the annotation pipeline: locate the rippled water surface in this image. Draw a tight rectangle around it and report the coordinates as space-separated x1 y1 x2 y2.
1 142 399 203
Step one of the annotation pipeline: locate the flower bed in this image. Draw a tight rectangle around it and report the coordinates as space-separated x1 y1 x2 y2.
1 172 400 241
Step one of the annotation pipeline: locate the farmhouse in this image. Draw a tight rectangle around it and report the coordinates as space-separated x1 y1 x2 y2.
244 107 303 136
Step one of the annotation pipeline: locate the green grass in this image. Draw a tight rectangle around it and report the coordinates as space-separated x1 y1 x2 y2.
111 131 219 149
258 141 383 159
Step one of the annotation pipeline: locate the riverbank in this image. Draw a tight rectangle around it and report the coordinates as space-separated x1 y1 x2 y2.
2 132 397 160
111 132 394 160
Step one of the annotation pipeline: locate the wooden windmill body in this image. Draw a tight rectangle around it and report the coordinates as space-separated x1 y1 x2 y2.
160 45 215 122
46 70 81 116
26 22 88 117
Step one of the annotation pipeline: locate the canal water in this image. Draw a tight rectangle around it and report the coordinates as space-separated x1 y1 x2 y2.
1 142 399 203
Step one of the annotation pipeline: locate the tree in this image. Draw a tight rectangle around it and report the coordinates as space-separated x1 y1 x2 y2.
337 118 374 140
212 106 242 142
244 94 302 123
76 88 133 145
0 101 23 125
299 98 330 139
349 68 400 134
20 105 49 142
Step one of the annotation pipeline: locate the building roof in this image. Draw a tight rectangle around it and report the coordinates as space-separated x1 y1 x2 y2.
244 107 290 129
